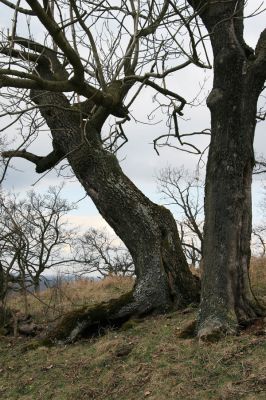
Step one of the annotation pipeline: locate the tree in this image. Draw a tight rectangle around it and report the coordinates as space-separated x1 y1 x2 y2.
0 189 22 305
252 226 266 258
0 1 201 339
74 228 134 278
158 165 266 265
252 185 266 258
158 166 204 267
0 186 75 300
186 0 266 339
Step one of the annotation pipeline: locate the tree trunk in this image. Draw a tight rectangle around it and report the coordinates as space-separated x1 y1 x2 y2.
187 0 266 339
73 143 199 313
21 281 29 316
29 81 199 341
0 262 6 306
33 278 41 295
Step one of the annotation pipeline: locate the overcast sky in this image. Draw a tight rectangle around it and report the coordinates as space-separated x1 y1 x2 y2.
1 0 265 234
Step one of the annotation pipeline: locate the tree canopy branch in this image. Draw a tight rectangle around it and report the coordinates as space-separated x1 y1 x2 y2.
26 0 84 83
0 44 46 63
137 0 170 38
0 0 36 15
2 149 64 173
253 28 266 83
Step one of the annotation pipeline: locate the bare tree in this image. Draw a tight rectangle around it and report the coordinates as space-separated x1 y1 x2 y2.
252 226 266 258
0 189 21 305
252 185 266 257
186 0 266 339
0 0 203 340
74 228 134 278
158 165 266 266
158 166 204 267
0 186 76 301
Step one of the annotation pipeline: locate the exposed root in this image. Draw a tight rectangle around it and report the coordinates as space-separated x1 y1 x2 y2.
197 318 237 342
45 291 142 344
43 274 201 345
177 319 197 339
44 290 189 344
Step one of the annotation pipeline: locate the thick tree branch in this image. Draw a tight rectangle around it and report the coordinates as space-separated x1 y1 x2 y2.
11 36 59 56
2 150 41 165
2 149 64 173
253 28 266 83
11 36 69 80
26 0 84 83
0 73 126 116
0 0 36 15
0 73 71 91
0 68 44 81
0 45 46 63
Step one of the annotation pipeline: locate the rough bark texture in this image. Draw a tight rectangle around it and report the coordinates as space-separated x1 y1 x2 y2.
27 68 199 341
188 0 266 339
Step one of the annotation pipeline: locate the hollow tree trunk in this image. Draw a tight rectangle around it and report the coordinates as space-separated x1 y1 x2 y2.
29 80 199 341
187 0 266 339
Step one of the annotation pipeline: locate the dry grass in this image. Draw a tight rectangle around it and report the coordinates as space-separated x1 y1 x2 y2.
0 260 265 400
250 257 266 304
6 276 134 324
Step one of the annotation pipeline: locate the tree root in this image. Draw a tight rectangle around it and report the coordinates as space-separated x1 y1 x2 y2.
45 291 141 344
197 319 237 342
197 301 266 342
44 286 196 344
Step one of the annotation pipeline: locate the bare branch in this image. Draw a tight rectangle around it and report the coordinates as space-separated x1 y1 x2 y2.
70 0 107 91
0 0 36 15
253 28 266 85
2 148 64 173
26 0 84 83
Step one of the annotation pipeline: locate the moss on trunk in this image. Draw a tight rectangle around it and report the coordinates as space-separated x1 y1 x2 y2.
45 291 137 343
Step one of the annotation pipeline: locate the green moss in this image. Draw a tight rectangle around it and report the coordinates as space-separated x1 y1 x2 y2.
21 338 47 352
120 319 142 331
47 291 134 341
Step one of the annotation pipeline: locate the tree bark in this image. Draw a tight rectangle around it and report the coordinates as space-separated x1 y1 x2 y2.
28 77 199 341
188 0 266 339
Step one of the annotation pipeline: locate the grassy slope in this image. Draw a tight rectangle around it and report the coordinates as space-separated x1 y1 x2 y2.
0 262 266 400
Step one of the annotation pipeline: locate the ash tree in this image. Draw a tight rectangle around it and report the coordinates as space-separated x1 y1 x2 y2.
186 0 266 339
0 1 206 340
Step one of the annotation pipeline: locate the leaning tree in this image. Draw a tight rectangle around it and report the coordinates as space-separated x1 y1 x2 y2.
186 0 266 339
0 1 207 340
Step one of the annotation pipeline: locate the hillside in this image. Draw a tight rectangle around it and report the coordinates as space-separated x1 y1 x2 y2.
0 261 265 400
